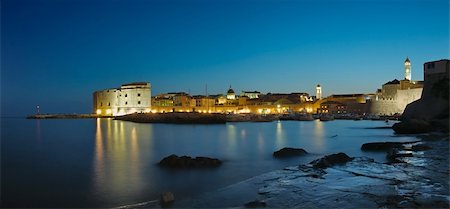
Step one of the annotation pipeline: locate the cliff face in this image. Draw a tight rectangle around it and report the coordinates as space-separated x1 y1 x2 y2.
393 60 449 133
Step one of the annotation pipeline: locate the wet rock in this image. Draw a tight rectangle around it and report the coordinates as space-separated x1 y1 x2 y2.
298 165 327 178
160 192 174 207
392 119 433 134
361 141 419 151
309 153 353 169
387 148 413 162
159 154 222 168
244 200 266 208
273 147 307 158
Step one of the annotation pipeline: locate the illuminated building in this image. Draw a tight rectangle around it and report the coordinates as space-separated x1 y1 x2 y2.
317 94 368 114
93 82 151 116
226 86 236 100
317 101 346 114
316 84 322 100
404 57 411 80
216 95 227 105
241 91 260 99
367 58 423 115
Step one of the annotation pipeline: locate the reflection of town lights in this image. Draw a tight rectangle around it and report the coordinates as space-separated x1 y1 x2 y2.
96 109 102 114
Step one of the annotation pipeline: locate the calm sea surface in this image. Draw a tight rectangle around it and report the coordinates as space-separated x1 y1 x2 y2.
1 118 418 207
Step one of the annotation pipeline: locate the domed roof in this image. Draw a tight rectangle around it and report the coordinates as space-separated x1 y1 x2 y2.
227 88 235 94
405 57 410 63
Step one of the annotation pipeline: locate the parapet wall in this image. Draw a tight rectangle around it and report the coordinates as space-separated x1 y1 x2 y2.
367 100 400 115
368 88 422 115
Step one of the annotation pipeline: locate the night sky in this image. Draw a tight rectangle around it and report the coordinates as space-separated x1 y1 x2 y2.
1 0 449 116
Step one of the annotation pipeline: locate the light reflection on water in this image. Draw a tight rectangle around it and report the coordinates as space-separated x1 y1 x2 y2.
93 119 153 204
312 120 325 153
91 119 409 207
2 118 422 208
88 119 420 207
275 121 286 148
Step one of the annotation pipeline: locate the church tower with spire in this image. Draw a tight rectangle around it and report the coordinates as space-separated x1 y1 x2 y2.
404 57 411 80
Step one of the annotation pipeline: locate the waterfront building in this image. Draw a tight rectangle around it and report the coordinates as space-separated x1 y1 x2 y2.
93 82 151 116
317 94 369 115
216 95 227 105
317 101 346 114
152 97 174 107
241 91 261 99
172 93 191 106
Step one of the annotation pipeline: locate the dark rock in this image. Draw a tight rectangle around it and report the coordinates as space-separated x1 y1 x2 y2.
160 192 174 207
411 144 432 151
244 200 266 208
273 147 307 158
392 119 433 134
361 141 419 151
309 153 353 169
159 154 222 168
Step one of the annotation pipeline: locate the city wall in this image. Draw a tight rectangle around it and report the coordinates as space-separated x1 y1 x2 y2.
368 88 422 115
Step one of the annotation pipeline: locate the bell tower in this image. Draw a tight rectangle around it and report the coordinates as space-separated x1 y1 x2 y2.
404 57 411 80
316 84 322 100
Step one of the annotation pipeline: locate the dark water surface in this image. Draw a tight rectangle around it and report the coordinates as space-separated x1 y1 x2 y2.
1 118 417 207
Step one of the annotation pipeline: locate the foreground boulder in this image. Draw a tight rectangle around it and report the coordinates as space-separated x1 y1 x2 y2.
159 154 222 168
392 119 433 134
309 153 353 169
273 147 307 158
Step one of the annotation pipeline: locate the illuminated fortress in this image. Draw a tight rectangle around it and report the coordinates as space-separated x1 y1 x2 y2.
93 82 151 116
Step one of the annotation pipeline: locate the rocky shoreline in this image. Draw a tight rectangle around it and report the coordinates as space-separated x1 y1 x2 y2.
170 133 449 208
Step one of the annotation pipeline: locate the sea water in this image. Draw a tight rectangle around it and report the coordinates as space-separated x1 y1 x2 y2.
1 118 418 207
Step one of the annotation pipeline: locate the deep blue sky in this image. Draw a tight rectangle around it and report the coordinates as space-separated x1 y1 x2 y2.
1 0 449 116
